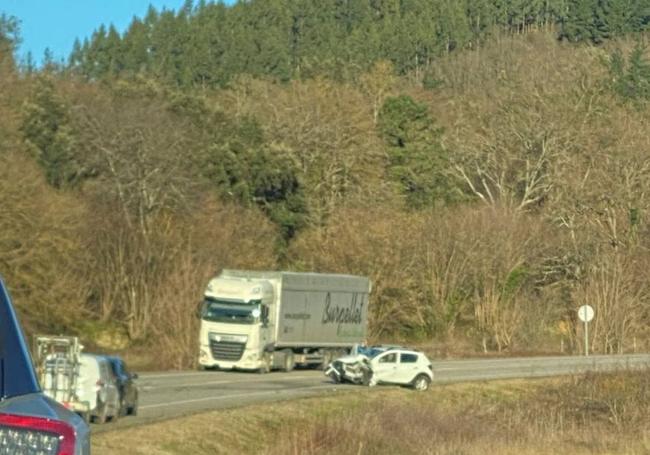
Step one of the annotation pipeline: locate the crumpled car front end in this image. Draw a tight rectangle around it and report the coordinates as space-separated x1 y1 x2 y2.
324 354 373 385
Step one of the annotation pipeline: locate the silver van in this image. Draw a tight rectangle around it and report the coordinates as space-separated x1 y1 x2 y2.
77 354 120 424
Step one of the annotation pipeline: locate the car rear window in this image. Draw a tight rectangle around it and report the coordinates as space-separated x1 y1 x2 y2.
0 278 40 399
400 353 419 363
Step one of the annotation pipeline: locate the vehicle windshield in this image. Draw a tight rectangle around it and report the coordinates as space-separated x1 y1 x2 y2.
358 346 387 358
201 298 260 325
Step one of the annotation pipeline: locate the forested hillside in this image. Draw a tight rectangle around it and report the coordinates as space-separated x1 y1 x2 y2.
66 0 650 86
2 1 650 368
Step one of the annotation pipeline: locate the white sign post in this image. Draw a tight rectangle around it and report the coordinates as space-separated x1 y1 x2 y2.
577 305 595 356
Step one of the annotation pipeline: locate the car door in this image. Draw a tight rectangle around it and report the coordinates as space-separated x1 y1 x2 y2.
112 358 136 409
108 358 126 403
396 352 421 384
99 359 120 416
77 354 99 413
120 360 138 408
371 352 399 383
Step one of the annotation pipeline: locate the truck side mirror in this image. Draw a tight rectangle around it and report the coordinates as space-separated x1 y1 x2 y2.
196 301 204 319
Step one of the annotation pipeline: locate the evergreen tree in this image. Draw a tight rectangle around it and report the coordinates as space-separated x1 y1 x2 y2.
20 77 88 188
609 43 650 103
68 38 84 69
65 0 650 84
121 17 150 76
0 13 19 57
560 0 600 42
378 95 457 208
21 51 36 74
85 25 111 78
106 24 124 76
596 0 650 38
202 116 307 241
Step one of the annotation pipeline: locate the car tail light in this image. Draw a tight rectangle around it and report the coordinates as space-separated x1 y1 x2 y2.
0 413 76 455
95 379 105 390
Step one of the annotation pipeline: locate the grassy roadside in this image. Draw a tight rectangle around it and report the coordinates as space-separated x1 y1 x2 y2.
92 372 650 455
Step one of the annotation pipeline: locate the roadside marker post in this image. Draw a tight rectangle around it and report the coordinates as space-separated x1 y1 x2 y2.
577 305 595 356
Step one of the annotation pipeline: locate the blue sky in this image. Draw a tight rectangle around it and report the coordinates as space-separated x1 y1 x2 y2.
1 1 233 65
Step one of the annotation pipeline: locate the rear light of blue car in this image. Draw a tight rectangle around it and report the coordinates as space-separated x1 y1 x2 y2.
0 413 76 455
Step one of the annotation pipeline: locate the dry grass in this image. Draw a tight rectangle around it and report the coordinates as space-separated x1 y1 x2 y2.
92 371 650 455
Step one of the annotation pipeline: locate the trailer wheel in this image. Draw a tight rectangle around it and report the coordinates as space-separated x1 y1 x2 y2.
282 350 295 372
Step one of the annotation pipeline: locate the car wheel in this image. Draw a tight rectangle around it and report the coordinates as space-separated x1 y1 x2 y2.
110 406 119 423
412 374 431 391
325 364 341 383
93 399 108 424
128 395 139 416
119 397 127 417
361 368 373 386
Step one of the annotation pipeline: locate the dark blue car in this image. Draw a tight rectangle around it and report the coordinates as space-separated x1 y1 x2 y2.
0 277 90 454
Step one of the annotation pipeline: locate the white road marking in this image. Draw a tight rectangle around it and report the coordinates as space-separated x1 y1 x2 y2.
139 372 209 380
140 384 337 410
143 375 319 390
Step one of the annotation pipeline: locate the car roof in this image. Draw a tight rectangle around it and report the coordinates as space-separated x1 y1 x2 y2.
0 277 41 399
376 347 423 356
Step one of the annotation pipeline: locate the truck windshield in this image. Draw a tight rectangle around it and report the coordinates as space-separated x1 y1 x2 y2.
201 299 259 325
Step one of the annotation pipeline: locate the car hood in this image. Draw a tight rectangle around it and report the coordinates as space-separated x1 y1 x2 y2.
334 354 370 364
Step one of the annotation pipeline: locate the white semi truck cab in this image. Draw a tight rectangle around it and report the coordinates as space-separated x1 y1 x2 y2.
198 270 370 373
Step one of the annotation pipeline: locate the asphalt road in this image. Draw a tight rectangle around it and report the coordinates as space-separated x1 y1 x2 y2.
95 353 650 432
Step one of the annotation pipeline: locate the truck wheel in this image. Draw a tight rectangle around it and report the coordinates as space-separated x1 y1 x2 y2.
282 350 295 372
258 353 272 374
412 374 431 391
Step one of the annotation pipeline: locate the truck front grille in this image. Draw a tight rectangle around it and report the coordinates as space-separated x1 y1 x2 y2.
209 340 246 361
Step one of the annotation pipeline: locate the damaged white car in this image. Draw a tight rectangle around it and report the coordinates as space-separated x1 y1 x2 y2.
325 346 433 391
